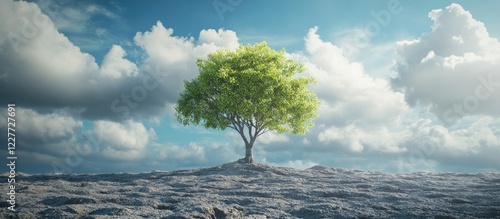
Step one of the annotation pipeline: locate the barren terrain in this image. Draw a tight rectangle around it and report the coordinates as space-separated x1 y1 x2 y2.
1 161 500 218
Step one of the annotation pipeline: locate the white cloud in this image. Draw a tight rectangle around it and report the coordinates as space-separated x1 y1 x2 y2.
392 3 500 122
0 0 243 171
283 27 409 155
134 21 195 65
92 120 154 160
100 45 138 78
1 1 499 173
272 17 500 172
0 107 83 169
133 21 240 115
198 28 239 49
0 0 99 106
146 140 248 169
13 108 83 141
302 138 311 145
318 125 404 153
0 0 240 121
153 142 205 161
302 27 408 129
399 117 500 171
257 131 290 145
331 28 372 58
384 4 500 172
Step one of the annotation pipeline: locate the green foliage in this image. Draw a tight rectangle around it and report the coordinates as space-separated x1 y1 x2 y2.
175 42 319 139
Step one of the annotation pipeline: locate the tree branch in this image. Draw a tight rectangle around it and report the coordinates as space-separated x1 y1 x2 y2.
246 119 253 142
232 114 249 145
256 128 269 137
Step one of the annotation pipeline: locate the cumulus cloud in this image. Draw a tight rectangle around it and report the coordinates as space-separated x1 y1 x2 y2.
100 45 139 78
0 0 240 122
392 3 500 122
284 27 409 155
251 27 411 169
257 131 290 145
198 28 240 49
265 16 500 172
0 0 99 106
153 143 205 161
1 0 499 173
318 125 404 153
0 0 242 172
144 139 248 170
13 108 82 142
93 120 153 151
0 108 83 172
93 120 156 160
0 108 157 171
134 21 239 116
398 117 500 172
302 27 408 129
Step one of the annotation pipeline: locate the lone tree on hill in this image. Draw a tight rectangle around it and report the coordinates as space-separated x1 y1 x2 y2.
175 42 319 163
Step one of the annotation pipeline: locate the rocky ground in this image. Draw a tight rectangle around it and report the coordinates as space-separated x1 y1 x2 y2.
1 161 500 218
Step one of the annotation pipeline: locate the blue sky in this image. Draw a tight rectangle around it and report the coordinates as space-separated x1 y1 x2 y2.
1 0 500 174
37 1 500 59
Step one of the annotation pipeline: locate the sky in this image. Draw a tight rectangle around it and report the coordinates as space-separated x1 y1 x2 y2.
1 0 500 174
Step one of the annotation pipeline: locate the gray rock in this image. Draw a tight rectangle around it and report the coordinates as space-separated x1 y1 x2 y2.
1 161 499 218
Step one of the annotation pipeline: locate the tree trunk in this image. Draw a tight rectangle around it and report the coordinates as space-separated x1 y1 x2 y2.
244 143 254 163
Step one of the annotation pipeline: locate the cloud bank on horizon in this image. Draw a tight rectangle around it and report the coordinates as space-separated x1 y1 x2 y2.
0 0 499 173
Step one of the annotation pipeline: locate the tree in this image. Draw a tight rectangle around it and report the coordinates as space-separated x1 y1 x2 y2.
175 42 319 163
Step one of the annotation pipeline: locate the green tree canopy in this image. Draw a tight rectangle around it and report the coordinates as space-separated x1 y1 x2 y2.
175 42 319 163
